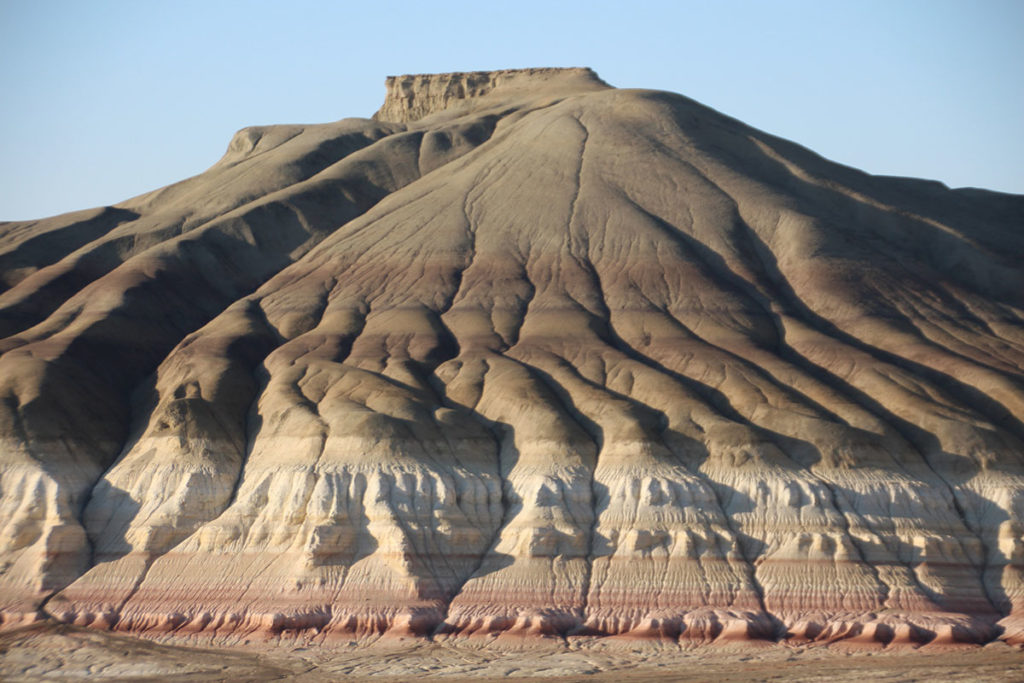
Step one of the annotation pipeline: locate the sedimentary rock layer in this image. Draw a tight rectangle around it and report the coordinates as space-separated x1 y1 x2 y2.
2 68 1023 647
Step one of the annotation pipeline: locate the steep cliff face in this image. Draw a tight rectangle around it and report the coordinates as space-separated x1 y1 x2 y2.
372 67 608 123
2 69 1024 648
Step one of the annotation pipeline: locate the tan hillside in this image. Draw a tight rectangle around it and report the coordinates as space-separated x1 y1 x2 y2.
2 68 1024 649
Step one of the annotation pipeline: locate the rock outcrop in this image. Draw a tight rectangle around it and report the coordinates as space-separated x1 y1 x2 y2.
1 68 1023 648
372 67 608 123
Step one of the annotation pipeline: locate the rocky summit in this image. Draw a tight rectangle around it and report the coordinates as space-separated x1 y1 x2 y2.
1 67 1023 649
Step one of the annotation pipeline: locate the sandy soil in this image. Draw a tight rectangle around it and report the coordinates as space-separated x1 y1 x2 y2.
2 622 1024 682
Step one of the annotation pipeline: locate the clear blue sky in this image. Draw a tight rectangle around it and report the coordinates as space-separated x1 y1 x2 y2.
1 0 1021 220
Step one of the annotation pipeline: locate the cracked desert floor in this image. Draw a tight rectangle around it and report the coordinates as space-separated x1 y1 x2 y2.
4 622 1024 681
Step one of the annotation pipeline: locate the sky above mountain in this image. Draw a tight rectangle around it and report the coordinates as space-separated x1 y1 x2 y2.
1 0 1021 220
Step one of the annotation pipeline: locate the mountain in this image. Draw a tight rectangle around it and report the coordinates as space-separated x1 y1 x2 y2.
1 67 1023 648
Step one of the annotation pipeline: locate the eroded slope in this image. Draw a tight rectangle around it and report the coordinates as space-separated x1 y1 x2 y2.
2 69 1024 648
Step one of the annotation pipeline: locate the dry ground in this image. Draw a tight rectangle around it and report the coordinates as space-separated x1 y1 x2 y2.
2 622 1024 682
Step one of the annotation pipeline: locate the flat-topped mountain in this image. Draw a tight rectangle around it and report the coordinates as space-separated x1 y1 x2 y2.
1 68 1023 649
372 67 609 122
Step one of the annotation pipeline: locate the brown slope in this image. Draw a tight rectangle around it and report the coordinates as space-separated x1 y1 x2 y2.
0 83 552 623
2 68 1024 648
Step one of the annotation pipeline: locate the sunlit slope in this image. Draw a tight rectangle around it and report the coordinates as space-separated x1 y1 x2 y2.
2 68 1023 647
